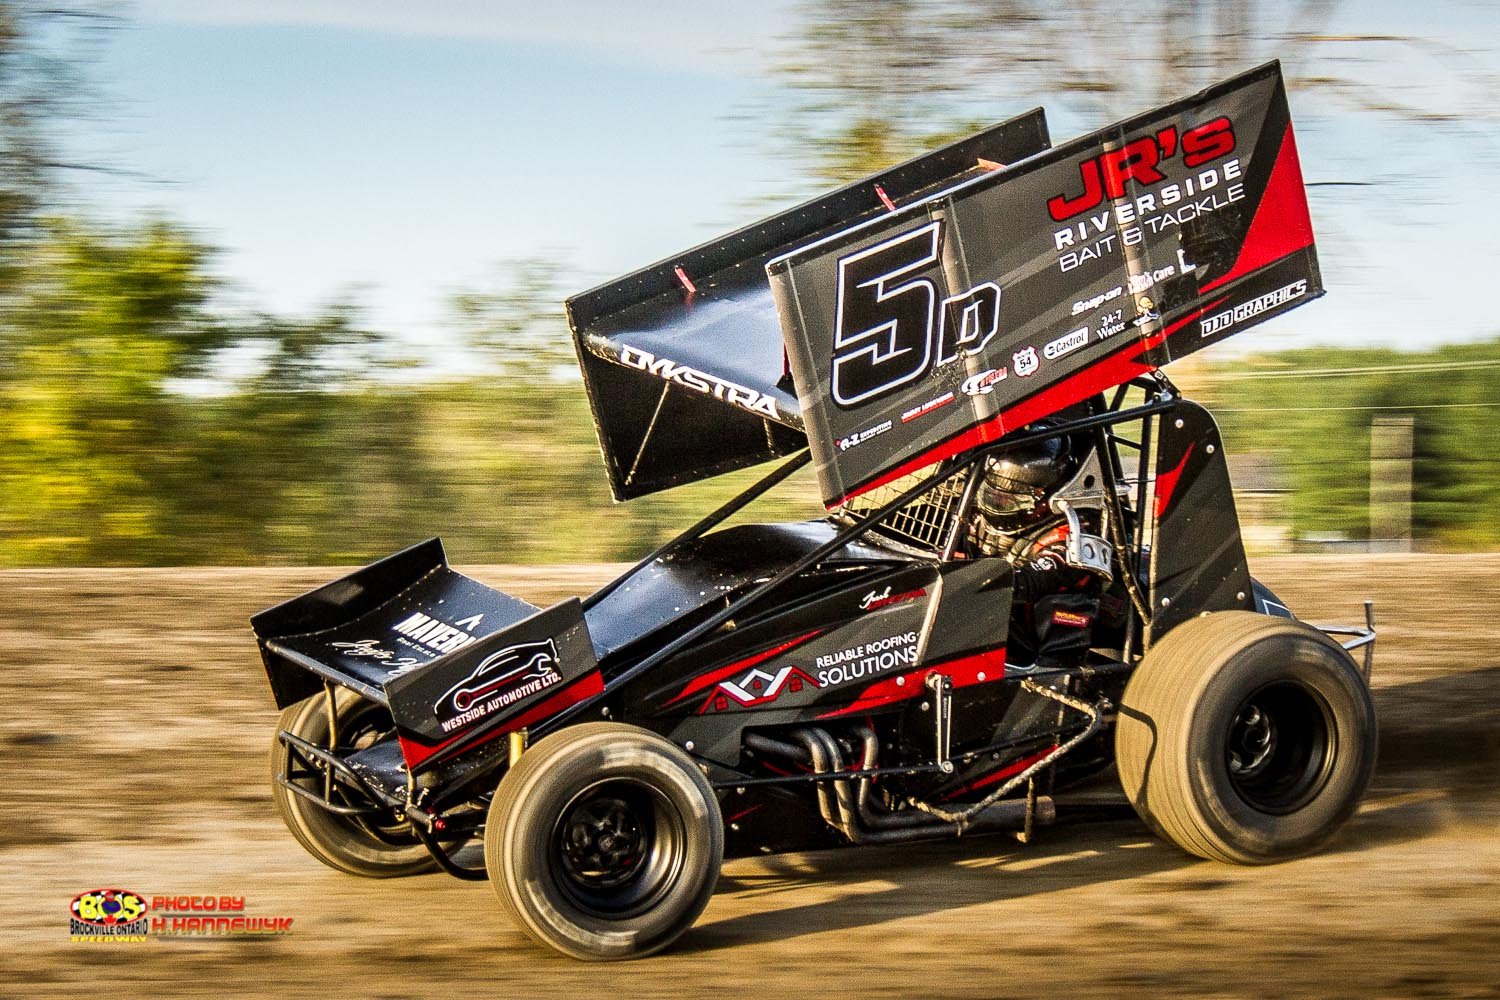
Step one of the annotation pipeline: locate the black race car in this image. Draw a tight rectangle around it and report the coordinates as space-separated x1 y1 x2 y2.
253 62 1376 960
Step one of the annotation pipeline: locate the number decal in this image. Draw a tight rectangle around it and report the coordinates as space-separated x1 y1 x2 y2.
831 223 940 408
830 222 1003 409
936 282 1001 366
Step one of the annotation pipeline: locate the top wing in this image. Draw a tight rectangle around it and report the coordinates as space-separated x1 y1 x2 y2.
769 61 1320 506
566 62 1320 507
565 110 1053 500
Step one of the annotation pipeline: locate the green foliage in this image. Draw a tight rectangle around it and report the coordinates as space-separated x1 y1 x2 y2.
0 0 1495 565
0 215 821 566
1205 340 1500 549
450 258 574 375
0 217 223 563
0 209 1496 565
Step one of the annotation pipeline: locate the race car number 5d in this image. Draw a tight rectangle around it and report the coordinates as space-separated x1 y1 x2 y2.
831 221 1002 409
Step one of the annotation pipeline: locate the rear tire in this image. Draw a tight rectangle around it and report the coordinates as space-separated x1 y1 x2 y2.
1116 611 1375 864
485 722 723 960
270 691 438 878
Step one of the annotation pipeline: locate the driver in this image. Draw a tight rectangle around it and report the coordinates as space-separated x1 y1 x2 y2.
971 434 1111 669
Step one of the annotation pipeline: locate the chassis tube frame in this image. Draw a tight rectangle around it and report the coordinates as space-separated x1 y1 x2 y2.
533 392 1181 743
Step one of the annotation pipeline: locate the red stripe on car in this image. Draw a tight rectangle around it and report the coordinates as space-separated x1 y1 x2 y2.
817 646 1006 719
1200 123 1315 294
833 308 1212 507
939 745 1057 801
1153 442 1196 519
665 630 824 706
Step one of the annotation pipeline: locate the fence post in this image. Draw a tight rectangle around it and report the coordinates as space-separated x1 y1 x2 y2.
1370 415 1414 552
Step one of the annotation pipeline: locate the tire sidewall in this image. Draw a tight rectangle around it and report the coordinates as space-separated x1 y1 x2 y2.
1183 626 1376 860
492 727 722 960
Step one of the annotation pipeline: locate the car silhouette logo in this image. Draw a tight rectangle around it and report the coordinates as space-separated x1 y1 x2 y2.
437 639 558 714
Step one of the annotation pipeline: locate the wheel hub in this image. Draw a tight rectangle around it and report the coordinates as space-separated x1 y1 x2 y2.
1223 679 1336 815
1228 703 1276 778
548 777 688 920
559 793 651 890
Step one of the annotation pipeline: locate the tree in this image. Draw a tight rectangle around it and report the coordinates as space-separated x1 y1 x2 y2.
770 0 1497 184
448 257 574 376
234 303 390 390
0 217 226 563
0 2 117 263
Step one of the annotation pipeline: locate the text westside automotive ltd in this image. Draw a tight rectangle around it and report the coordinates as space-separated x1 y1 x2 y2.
1052 159 1245 273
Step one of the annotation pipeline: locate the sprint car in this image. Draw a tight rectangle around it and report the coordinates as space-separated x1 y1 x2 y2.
253 62 1376 960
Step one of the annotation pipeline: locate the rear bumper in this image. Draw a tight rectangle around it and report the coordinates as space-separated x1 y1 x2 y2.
276 729 402 815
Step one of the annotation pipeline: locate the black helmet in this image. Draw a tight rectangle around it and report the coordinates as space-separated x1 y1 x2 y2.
975 435 1074 528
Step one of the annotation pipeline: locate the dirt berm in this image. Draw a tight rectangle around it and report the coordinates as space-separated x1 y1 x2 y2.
3 554 1498 997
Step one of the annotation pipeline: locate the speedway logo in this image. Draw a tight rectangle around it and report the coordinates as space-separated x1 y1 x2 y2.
1201 280 1308 338
619 345 782 420
70 889 149 942
391 610 485 656
70 890 292 942
433 639 562 732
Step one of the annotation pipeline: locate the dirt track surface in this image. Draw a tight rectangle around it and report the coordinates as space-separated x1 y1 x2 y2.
4 555 1500 998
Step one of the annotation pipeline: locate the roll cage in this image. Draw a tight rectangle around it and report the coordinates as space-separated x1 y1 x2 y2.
551 375 1181 742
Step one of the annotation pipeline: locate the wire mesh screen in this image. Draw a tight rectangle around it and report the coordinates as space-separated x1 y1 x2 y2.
834 464 970 553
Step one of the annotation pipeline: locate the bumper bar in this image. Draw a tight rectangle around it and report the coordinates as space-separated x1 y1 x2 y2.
1312 599 1376 681
276 729 401 815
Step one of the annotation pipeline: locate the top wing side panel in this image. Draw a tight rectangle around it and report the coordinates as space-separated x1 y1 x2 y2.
565 110 1053 500
768 61 1320 507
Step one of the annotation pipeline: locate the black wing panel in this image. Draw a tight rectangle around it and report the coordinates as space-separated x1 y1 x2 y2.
567 110 1053 501
768 62 1321 506
1144 402 1256 644
250 538 601 773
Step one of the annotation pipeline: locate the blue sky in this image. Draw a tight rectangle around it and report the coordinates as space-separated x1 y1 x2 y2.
69 1 1500 360
78 3 802 344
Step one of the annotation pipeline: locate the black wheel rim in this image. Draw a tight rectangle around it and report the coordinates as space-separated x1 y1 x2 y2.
1224 679 1337 815
550 778 685 920
302 699 423 848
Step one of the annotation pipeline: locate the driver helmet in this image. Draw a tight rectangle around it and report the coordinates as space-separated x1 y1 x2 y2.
975 433 1075 529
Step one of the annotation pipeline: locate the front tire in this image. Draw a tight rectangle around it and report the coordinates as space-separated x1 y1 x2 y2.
485 722 723 960
270 690 439 878
1116 611 1376 864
